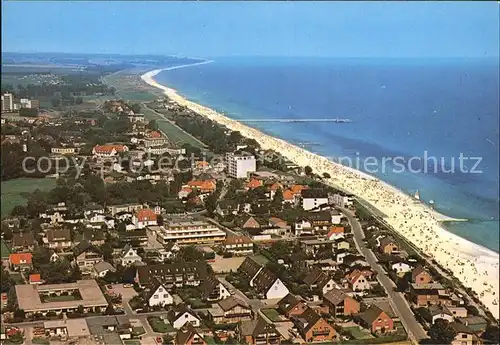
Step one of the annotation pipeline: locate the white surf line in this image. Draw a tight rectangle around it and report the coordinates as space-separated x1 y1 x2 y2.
161 60 214 71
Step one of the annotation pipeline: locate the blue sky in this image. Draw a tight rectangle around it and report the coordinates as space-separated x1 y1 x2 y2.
2 1 498 58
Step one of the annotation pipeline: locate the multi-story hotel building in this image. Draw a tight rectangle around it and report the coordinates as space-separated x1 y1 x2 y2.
225 152 256 179
150 216 226 245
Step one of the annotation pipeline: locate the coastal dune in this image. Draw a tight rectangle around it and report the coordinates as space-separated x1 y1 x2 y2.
142 68 499 319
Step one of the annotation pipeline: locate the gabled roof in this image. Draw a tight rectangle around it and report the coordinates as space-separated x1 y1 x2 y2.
167 304 199 323
224 235 253 246
411 265 430 280
94 261 116 274
303 267 326 286
198 275 220 299
301 189 328 199
218 296 250 311
379 236 397 248
449 322 475 334
294 307 323 334
9 253 32 265
324 288 351 306
252 267 279 294
29 273 41 283
238 257 263 280
301 211 331 223
144 278 169 301
46 228 71 242
12 232 35 247
277 294 305 314
176 324 203 345
72 240 102 257
135 208 157 222
93 144 128 154
328 226 344 237
359 305 386 325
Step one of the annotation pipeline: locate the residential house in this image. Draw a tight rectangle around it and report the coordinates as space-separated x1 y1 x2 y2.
135 262 209 288
167 305 201 329
199 275 230 302
119 245 143 266
427 305 454 324
303 268 336 296
80 229 106 246
108 203 143 216
268 217 290 232
215 200 240 217
378 237 399 255
119 230 148 247
145 279 173 307
29 274 42 285
186 179 216 194
11 232 35 252
357 305 394 334
301 189 329 211
412 265 433 285
45 229 72 250
449 322 483 345
238 257 264 286
409 283 449 307
347 271 371 293
331 193 354 208
72 241 103 273
161 242 181 260
245 178 263 191
238 316 282 345
277 294 308 318
208 296 253 324
224 236 254 256
457 316 488 335
235 214 267 229
391 262 413 276
293 307 337 343
252 267 290 300
132 209 157 229
335 238 350 251
327 226 345 240
93 261 116 278
92 144 128 157
175 325 207 345
323 288 360 318
9 253 33 271
294 211 334 236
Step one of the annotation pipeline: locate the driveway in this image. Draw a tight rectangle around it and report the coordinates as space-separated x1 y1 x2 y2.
341 208 427 343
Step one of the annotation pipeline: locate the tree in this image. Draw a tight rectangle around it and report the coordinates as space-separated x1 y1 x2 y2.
304 166 313 175
157 214 164 226
178 246 204 262
428 319 457 345
0 266 13 293
483 325 500 344
147 120 159 131
130 103 141 114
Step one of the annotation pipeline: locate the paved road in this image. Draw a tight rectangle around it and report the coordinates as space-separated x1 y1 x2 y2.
341 208 427 343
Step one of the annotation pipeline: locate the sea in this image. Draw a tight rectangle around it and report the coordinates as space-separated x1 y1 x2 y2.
154 57 500 252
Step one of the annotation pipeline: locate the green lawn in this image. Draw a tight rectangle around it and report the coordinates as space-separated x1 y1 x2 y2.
148 317 175 333
1 178 56 217
261 308 282 322
344 327 375 340
132 326 146 336
1 240 12 259
10 273 25 285
141 106 207 149
124 340 141 345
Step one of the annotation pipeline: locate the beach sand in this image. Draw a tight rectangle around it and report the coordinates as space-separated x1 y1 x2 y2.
142 68 499 319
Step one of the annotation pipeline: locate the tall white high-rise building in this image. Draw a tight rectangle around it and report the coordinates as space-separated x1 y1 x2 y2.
1 93 14 112
225 152 257 179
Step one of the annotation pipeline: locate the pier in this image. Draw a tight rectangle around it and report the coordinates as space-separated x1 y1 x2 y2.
239 118 352 123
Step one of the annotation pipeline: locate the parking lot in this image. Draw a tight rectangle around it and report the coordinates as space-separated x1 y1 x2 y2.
209 255 246 273
106 284 139 300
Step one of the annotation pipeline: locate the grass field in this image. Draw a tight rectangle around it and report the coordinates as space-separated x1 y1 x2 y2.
261 308 283 322
141 106 207 149
148 316 175 333
1 240 12 260
103 71 161 101
1 178 56 217
344 327 375 340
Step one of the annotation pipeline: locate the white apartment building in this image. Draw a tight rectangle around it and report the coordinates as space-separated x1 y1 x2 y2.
152 216 226 245
331 193 354 208
2 93 14 112
225 152 256 179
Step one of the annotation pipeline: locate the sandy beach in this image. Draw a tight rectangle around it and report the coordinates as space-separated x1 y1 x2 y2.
142 67 499 319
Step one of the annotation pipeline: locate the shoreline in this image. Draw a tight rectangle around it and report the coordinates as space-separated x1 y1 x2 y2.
141 67 499 318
